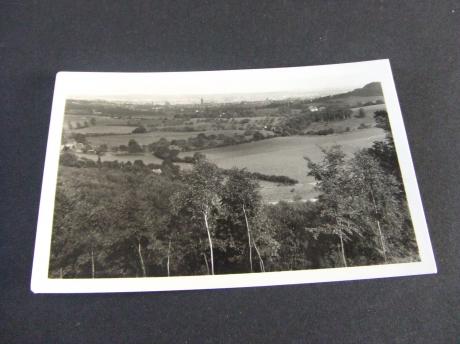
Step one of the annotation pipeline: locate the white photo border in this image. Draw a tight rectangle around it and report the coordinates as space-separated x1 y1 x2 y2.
31 59 437 293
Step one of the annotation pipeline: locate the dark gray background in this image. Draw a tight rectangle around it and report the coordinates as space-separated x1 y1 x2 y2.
1 1 459 342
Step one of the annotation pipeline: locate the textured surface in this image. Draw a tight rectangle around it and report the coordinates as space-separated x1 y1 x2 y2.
1 1 459 342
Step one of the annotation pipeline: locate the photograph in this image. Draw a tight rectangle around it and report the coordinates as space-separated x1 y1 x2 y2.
31 59 436 293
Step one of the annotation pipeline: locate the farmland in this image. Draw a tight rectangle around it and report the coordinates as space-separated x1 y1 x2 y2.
84 129 256 147
179 126 385 202
62 82 387 203
74 125 385 203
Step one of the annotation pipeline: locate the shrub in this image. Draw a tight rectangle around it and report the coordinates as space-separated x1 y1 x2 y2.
355 108 366 118
132 126 147 134
358 123 370 129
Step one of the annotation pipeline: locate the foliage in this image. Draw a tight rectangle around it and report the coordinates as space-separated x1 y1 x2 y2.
355 108 366 118
305 143 418 266
368 110 402 182
132 125 147 134
128 139 143 153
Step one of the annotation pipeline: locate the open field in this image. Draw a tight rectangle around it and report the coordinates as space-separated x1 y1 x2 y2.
64 114 128 127
76 126 385 203
77 152 164 165
350 104 386 115
180 127 385 202
70 125 136 134
85 129 258 147
305 104 386 133
63 89 387 203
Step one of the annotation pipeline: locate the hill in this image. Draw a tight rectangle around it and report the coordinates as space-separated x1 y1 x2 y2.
344 82 383 97
314 82 383 103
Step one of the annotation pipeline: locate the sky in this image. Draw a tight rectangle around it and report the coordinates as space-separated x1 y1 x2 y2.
60 60 388 103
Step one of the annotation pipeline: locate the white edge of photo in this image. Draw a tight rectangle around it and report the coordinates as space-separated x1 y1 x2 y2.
31 59 437 294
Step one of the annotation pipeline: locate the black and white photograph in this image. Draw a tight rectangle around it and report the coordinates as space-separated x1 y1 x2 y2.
31 59 436 293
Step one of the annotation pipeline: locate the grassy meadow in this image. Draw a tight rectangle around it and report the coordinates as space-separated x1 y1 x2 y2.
179 126 385 202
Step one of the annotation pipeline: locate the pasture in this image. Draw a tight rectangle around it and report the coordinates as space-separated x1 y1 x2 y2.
305 104 386 133
63 97 387 203
184 126 385 203
86 129 254 147
77 152 164 165
70 125 136 135
64 114 128 128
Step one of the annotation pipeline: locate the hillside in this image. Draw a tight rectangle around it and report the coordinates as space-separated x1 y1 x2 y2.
313 82 383 105
344 82 383 97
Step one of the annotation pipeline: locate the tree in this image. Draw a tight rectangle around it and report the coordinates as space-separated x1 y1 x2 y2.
267 201 323 270
128 139 143 153
220 168 264 272
72 133 87 144
368 110 402 183
355 108 366 118
60 152 79 167
49 169 118 278
193 152 206 163
306 143 416 267
96 144 108 155
252 131 265 141
132 126 147 134
306 146 363 267
348 150 406 263
171 160 223 275
374 110 391 131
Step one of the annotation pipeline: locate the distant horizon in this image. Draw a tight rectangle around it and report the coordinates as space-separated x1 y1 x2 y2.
67 82 378 105
59 61 385 104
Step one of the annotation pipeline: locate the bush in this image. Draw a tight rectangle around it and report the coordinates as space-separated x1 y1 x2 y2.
358 123 370 129
251 172 298 185
128 139 143 153
252 131 265 141
355 108 366 118
132 126 147 134
60 152 79 167
307 128 335 136
72 133 87 144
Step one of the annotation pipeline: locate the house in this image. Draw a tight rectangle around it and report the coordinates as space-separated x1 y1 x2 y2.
61 140 77 151
168 144 181 152
74 142 87 153
60 140 88 153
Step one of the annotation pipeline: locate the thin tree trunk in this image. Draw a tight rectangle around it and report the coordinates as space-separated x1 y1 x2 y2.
90 248 95 278
167 239 172 277
203 253 210 275
60 268 63 279
252 238 265 272
339 230 347 267
335 216 347 268
242 204 253 272
369 185 388 263
376 220 388 263
203 210 214 275
137 240 147 277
